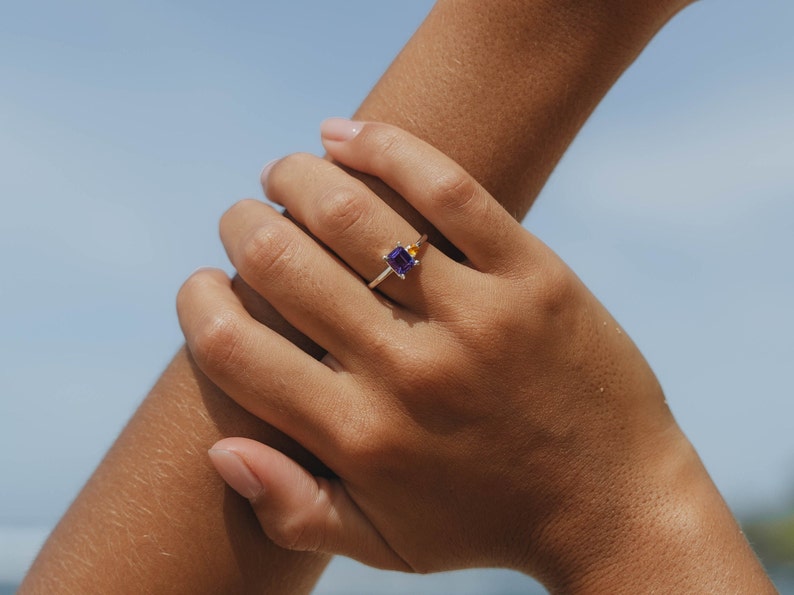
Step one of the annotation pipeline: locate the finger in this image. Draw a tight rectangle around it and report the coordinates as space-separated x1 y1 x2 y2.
209 438 410 572
321 119 529 274
176 268 349 455
263 153 461 307
219 199 404 359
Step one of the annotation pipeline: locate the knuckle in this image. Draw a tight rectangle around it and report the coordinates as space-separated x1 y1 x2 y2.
366 331 444 399
269 515 312 551
531 257 579 320
267 489 331 552
316 184 371 238
334 401 400 469
362 327 393 363
398 346 435 384
366 125 403 165
366 329 426 379
429 169 480 216
240 220 293 280
191 309 245 376
345 422 400 475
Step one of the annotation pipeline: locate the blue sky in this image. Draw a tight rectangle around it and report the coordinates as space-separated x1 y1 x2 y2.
1 0 793 588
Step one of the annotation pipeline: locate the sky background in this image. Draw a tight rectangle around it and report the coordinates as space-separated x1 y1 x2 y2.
1 0 793 591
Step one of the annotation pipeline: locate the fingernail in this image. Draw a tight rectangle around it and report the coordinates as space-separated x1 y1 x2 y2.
260 158 280 187
321 117 363 141
208 449 263 500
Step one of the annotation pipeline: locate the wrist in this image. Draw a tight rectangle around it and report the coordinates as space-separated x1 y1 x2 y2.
533 429 773 594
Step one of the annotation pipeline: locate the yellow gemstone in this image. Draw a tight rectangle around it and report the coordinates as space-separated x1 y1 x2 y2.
407 244 418 257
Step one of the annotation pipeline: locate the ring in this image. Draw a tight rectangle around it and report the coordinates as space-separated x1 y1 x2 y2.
367 234 428 289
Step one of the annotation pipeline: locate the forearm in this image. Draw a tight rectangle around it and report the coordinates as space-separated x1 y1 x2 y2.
22 348 329 594
21 1 691 593
549 436 774 593
356 0 692 224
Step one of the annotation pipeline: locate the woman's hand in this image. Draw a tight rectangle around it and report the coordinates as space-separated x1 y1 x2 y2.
177 120 770 592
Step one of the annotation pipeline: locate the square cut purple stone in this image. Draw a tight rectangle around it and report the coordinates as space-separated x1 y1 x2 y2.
386 245 416 276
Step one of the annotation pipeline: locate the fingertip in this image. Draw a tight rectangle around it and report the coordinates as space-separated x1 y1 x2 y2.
221 198 267 227
178 267 228 302
219 199 281 251
260 158 280 187
176 267 229 318
188 267 229 284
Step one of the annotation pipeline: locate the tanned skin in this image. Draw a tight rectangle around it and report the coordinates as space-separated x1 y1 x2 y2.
23 1 759 594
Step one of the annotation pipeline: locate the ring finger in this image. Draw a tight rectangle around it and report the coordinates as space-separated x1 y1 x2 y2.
263 153 461 310
219 199 405 361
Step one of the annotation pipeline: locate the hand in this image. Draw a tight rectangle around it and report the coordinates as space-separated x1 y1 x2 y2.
177 120 750 590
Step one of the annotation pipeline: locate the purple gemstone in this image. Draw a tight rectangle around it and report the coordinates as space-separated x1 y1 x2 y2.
386 245 416 276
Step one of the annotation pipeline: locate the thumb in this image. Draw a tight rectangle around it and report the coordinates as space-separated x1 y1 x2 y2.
208 437 409 572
